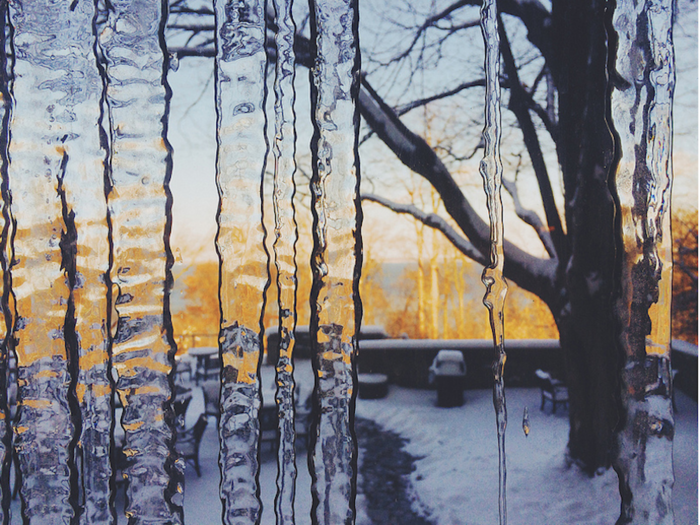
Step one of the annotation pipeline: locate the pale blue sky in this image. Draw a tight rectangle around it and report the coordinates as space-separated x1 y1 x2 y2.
166 0 698 266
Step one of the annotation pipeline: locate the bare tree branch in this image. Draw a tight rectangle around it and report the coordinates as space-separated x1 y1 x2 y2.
381 0 471 66
169 6 214 15
395 79 489 115
499 14 567 261
492 0 553 72
520 65 558 136
169 24 215 31
502 177 556 258
165 2 559 306
522 90 558 138
357 76 558 304
170 46 215 58
675 258 699 284
359 77 498 145
434 142 482 162
362 193 488 266
433 19 480 32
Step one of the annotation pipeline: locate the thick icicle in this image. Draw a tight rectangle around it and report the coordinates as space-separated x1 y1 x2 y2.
478 1 508 524
271 0 299 523
5 0 112 520
99 1 182 522
610 0 675 522
214 0 269 523
40 3 114 523
307 0 362 523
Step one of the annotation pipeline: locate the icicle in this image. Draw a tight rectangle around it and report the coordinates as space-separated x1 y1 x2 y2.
214 0 269 523
307 0 362 523
5 0 112 519
271 0 299 522
610 0 675 522
478 1 508 524
0 2 11 521
57 3 114 523
99 0 181 522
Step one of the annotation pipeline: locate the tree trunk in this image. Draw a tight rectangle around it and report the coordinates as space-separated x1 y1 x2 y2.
551 0 623 473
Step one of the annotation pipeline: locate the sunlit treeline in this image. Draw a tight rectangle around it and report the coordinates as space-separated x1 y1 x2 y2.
169 196 696 350
170 230 560 349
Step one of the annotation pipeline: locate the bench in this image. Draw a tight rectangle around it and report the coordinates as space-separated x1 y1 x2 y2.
535 369 569 413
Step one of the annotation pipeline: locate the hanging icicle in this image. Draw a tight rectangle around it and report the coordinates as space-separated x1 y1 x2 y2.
307 0 362 523
6 0 112 520
100 0 181 522
478 1 508 524
271 0 300 522
0 1 11 521
214 0 269 523
610 0 676 522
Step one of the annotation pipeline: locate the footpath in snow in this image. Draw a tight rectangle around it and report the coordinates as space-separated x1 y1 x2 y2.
356 385 698 525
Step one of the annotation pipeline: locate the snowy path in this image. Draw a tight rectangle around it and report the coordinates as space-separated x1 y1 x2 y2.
356 386 698 525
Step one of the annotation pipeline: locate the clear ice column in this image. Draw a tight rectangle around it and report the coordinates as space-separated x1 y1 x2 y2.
271 0 300 522
45 3 114 523
0 2 12 521
307 0 362 523
6 0 108 520
99 1 181 522
214 0 269 523
610 0 676 522
478 2 508 524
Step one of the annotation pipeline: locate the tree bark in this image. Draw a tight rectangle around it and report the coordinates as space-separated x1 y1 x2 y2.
550 0 623 472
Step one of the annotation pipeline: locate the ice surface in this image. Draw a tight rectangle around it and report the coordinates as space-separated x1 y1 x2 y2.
214 0 270 522
271 0 300 522
7 0 108 520
100 0 180 521
610 0 676 520
307 0 362 522
309 0 361 524
478 1 509 522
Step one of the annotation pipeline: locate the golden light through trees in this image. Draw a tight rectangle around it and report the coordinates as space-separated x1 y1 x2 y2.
672 207 698 345
169 175 695 349
171 217 561 345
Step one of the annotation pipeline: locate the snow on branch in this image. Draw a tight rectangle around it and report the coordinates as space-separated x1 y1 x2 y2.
357 77 558 304
362 193 488 266
502 177 556 258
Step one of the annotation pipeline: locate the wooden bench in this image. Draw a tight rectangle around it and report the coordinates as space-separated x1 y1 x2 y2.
535 369 569 413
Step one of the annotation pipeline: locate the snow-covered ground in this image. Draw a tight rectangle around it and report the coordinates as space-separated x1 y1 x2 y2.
177 364 696 524
356 385 697 525
10 361 695 524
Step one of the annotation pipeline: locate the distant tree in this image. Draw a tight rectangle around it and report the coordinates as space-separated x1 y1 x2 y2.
359 248 393 329
172 262 219 351
672 208 698 345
